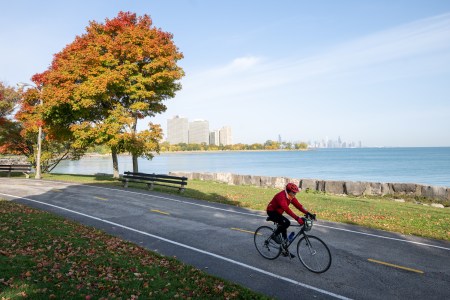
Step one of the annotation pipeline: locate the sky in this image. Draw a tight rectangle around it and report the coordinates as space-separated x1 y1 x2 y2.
1 0 450 147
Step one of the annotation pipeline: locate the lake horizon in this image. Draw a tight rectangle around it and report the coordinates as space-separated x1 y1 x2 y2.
51 147 450 188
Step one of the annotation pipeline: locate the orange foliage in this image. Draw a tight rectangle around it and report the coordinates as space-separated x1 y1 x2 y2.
32 11 184 157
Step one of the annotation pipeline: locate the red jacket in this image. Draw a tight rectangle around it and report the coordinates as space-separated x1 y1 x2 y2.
267 190 308 220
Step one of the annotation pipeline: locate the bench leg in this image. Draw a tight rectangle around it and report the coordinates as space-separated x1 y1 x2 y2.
24 172 30 179
147 182 154 190
123 180 129 188
179 187 185 193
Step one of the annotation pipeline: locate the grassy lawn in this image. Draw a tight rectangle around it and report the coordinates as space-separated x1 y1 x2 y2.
41 173 449 241
0 200 269 300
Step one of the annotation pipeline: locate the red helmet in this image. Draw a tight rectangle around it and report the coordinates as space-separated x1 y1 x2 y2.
286 183 300 193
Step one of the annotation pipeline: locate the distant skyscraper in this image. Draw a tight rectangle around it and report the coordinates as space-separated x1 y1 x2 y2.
210 130 220 146
219 126 232 146
167 116 189 144
189 120 209 144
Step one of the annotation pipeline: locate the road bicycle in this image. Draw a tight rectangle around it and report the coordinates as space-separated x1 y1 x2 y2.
254 216 332 273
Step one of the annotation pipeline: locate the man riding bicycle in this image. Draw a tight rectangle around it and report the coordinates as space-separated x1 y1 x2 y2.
267 182 316 258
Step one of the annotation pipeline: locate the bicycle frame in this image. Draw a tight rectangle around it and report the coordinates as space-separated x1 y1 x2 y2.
268 219 310 247
256 217 332 273
281 224 305 249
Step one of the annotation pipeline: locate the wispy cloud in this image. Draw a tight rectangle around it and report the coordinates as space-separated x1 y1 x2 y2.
179 12 450 101
206 56 264 76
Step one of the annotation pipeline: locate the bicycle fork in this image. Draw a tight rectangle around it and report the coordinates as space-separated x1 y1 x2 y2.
304 236 317 256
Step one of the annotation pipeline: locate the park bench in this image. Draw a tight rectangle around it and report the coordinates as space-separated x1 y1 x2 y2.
0 164 32 178
120 171 188 193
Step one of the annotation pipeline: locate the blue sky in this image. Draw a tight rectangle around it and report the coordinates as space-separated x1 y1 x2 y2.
1 1 450 147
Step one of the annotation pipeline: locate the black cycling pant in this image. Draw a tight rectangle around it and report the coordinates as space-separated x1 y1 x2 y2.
267 211 291 239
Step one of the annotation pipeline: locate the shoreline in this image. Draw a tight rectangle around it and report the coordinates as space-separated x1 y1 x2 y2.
3 147 450 188
170 171 450 205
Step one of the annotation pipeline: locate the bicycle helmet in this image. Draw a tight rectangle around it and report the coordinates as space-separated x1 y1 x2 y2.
286 182 300 193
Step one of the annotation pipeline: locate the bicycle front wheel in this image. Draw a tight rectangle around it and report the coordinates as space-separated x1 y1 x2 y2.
297 235 331 273
254 226 282 260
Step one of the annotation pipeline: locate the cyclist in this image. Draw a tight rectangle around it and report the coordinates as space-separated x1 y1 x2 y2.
267 182 316 257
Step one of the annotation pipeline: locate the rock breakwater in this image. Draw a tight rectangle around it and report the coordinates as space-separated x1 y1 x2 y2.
169 171 449 205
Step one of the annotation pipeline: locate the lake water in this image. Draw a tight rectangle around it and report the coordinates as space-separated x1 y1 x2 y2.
51 147 450 187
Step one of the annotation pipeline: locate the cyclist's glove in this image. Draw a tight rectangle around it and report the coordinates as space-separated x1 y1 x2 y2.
306 212 316 220
297 216 305 225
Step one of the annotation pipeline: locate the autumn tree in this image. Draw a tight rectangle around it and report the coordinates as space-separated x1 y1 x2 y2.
0 82 20 119
38 11 184 177
12 77 87 172
0 82 27 155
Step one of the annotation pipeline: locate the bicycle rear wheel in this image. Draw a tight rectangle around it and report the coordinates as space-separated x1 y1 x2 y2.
254 226 282 260
297 235 331 273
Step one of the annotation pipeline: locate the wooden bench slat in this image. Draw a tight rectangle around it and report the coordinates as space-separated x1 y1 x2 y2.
120 171 188 193
123 175 187 186
123 171 187 181
0 164 32 178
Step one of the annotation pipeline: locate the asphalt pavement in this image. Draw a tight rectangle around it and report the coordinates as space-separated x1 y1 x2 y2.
1 178 449 299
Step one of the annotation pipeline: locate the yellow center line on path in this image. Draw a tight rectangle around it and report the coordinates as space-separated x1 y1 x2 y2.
231 227 258 235
368 258 424 274
51 189 63 192
150 209 170 215
94 196 108 201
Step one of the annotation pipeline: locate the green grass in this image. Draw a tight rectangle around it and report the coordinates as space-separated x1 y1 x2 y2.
40 173 449 241
0 201 269 299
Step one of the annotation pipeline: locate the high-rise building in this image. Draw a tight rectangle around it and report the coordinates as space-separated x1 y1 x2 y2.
189 119 209 144
167 116 189 144
209 130 220 146
219 126 232 146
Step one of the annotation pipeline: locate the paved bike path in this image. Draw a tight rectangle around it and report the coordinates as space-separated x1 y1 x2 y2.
1 178 449 300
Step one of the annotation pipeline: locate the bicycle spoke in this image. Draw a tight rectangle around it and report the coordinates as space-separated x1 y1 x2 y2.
254 226 282 260
297 235 332 273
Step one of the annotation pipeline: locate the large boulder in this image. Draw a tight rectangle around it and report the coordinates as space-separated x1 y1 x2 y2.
316 180 326 192
249 175 262 186
391 183 420 195
344 181 367 196
381 183 393 196
366 182 383 196
216 172 233 184
199 172 216 181
300 179 318 191
324 181 345 194
232 174 253 186
421 185 448 201
259 176 274 188
273 177 289 189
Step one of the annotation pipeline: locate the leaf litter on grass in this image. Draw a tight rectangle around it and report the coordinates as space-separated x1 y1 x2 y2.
0 200 269 299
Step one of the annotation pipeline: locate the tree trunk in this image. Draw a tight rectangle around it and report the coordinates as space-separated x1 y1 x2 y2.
111 147 119 179
132 155 138 173
131 115 139 173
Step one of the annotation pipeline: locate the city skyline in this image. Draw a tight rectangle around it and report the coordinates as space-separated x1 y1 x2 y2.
166 116 232 146
1 1 450 147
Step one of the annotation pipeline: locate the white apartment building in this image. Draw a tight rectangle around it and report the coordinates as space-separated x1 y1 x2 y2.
189 119 209 144
167 116 189 144
219 126 232 146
